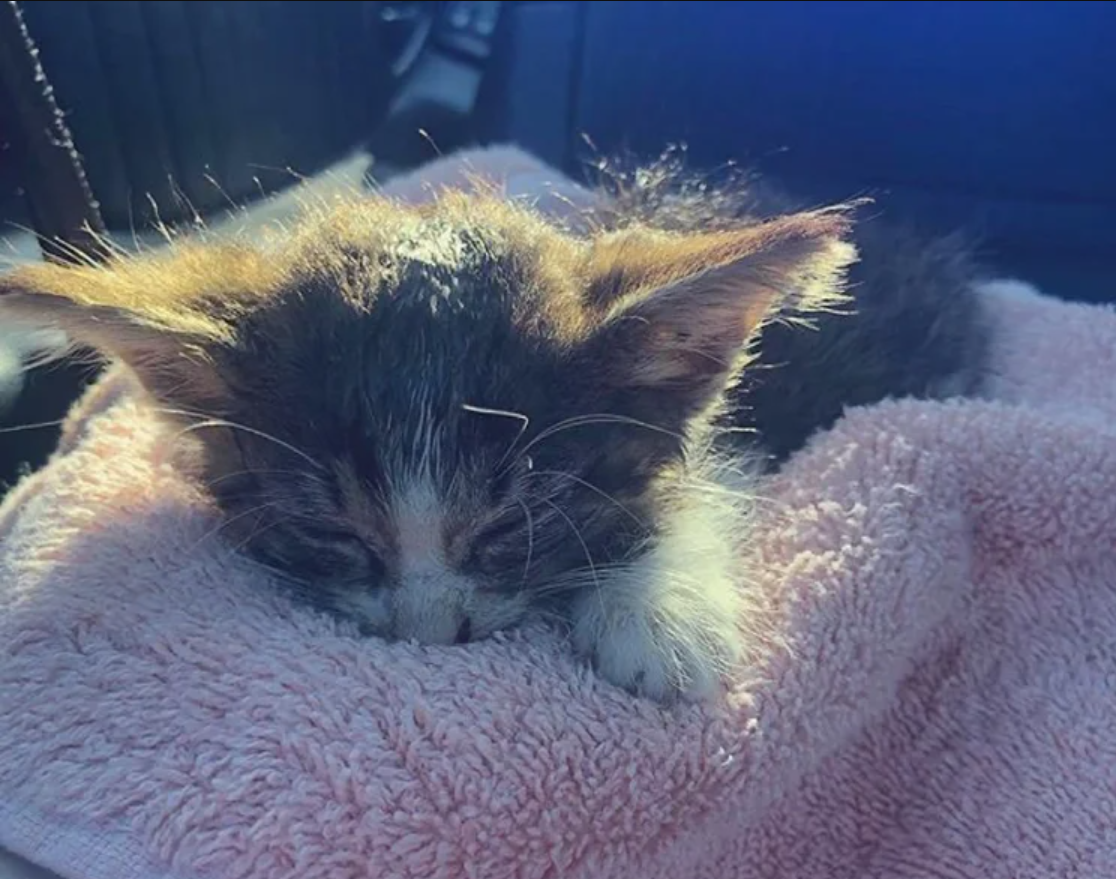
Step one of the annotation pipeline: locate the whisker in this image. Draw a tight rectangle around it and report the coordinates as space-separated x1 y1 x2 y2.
187 501 284 553
538 498 600 601
528 609 573 627
151 405 223 421
526 469 647 528
461 402 530 469
526 560 639 599
164 417 326 472
236 553 312 597
502 413 683 477
201 467 333 493
0 417 67 435
227 513 291 554
514 497 535 583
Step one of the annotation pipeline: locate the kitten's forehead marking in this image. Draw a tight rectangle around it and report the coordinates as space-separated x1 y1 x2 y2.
390 473 475 645
393 477 445 573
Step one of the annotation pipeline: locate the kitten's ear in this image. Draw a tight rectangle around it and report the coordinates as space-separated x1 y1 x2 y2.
581 210 857 420
0 254 260 412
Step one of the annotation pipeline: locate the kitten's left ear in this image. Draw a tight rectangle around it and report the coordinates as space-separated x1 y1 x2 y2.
580 210 857 422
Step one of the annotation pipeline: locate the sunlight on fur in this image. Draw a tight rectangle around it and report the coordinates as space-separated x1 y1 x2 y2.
0 148 990 703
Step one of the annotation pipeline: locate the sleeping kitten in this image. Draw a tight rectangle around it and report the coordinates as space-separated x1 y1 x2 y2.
0 159 988 702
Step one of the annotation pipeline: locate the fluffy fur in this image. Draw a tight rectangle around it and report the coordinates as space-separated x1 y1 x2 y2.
4 277 1116 879
0 152 987 701
589 149 990 464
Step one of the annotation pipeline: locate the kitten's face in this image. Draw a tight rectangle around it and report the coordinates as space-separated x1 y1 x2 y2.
0 195 853 644
195 212 674 643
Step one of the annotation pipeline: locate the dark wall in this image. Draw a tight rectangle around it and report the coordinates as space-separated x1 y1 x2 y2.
19 1 393 228
489 1 1116 259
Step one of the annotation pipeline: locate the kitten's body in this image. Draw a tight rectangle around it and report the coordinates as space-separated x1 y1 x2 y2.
560 159 989 693
0 159 988 702
594 157 989 465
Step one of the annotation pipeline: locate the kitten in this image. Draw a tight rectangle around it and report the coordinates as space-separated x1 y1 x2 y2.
0 161 988 703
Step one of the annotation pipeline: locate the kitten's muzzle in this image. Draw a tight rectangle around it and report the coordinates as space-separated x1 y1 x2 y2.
391 568 475 645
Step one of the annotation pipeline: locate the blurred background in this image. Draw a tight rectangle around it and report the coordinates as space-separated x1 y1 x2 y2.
1 0 1115 493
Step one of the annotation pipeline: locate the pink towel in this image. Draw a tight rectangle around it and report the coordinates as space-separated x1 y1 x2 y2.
3 241 1116 875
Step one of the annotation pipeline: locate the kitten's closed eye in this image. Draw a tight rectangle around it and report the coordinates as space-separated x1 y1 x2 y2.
320 534 385 575
264 523 386 584
302 526 366 548
459 502 529 571
485 468 517 504
464 530 524 581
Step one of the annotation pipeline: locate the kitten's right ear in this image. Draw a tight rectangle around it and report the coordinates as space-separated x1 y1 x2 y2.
0 263 210 352
0 252 267 412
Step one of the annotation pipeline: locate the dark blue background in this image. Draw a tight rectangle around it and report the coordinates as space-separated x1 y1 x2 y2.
570 1 1116 257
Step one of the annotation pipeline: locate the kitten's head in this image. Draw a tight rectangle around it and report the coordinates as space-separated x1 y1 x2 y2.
0 195 853 644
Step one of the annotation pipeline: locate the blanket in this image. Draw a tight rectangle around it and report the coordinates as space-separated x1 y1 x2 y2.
2 157 1116 879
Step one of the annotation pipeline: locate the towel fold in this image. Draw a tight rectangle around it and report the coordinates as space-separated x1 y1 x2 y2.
2 164 1115 878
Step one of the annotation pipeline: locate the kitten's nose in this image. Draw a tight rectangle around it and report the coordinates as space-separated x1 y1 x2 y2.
454 617 473 644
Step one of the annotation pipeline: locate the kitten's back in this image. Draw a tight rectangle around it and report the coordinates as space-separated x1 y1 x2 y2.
589 151 991 464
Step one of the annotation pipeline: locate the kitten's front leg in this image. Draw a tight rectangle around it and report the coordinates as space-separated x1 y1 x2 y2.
570 537 746 703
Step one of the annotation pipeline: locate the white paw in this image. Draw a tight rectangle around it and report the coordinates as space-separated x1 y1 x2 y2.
571 592 743 704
